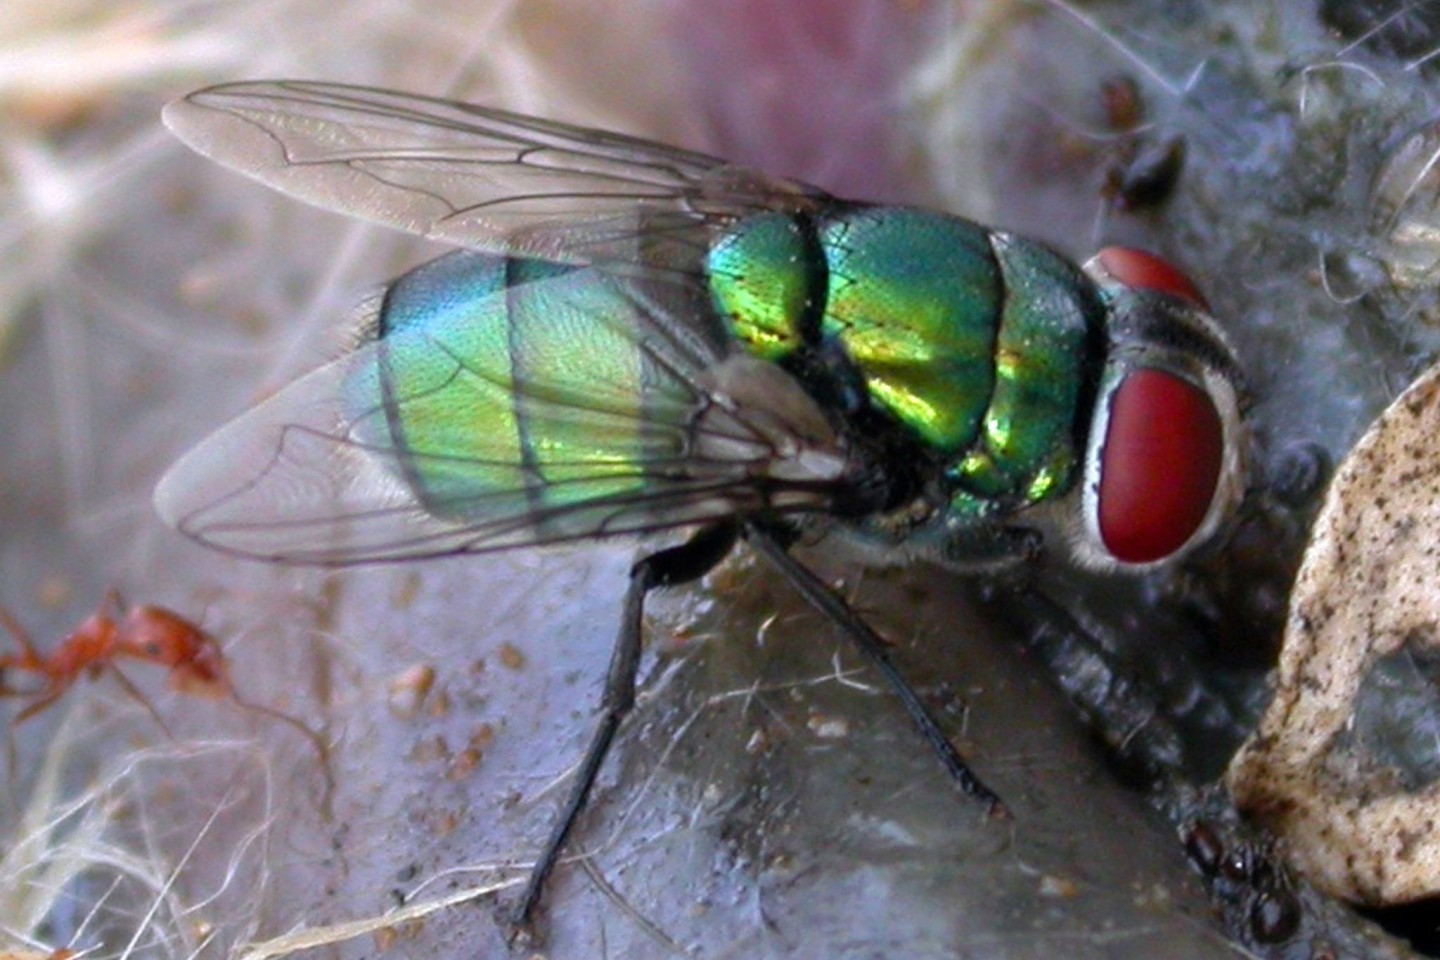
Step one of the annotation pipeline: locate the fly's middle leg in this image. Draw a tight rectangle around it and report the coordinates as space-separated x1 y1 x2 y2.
744 522 1011 819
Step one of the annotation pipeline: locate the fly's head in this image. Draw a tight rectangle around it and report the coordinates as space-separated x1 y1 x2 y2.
1066 247 1248 573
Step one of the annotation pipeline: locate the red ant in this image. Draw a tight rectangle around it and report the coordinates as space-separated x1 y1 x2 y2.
0 949 77 960
0 591 229 725
0 592 336 817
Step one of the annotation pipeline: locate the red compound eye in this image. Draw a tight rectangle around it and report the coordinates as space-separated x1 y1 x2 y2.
1091 247 1209 311
1098 368 1224 564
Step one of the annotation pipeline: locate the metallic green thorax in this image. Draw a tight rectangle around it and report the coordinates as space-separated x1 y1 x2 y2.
707 206 1102 516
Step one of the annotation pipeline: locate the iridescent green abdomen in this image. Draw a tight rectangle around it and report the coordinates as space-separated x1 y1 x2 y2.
707 206 1103 516
344 251 688 526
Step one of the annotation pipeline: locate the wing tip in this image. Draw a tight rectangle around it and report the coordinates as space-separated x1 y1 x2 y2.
162 84 247 153
152 441 219 540
162 80 298 154
160 91 203 141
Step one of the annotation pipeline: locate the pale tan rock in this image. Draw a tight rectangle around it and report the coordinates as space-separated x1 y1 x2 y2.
1228 362 1440 905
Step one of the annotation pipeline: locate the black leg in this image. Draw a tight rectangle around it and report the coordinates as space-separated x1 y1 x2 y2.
744 523 1010 818
509 522 738 942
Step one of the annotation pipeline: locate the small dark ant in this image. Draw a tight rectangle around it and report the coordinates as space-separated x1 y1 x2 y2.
1098 74 1186 214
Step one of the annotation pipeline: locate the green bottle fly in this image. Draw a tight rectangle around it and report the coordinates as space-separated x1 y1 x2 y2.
153 81 1248 937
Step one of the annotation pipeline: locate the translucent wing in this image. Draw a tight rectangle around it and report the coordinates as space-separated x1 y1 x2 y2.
162 80 830 266
154 257 850 563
